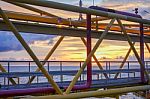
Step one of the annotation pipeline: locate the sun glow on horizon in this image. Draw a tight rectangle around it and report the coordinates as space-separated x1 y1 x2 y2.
0 36 149 61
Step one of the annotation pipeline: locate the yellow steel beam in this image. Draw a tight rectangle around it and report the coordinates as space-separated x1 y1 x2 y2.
27 36 64 84
1 9 136 28
80 37 109 79
2 10 71 25
97 25 140 34
0 64 17 85
145 43 150 53
0 64 6 72
6 1 109 21
3 0 109 22
91 17 109 22
0 10 108 29
4 1 58 17
4 0 150 24
116 19 150 83
65 19 116 94
26 85 150 99
1 10 149 35
5 0 107 31
114 42 135 79
2 1 109 30
0 8 63 94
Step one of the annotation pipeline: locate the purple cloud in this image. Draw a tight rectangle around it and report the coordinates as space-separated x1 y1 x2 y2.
0 31 55 52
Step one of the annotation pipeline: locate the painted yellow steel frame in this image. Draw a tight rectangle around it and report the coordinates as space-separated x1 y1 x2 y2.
0 64 16 85
4 1 57 17
2 1 64 85
4 1 108 22
64 19 116 94
27 36 64 84
26 85 150 99
117 19 150 83
0 8 63 94
80 37 109 79
114 42 135 79
145 43 150 53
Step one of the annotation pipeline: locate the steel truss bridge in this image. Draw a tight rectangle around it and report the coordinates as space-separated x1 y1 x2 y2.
0 0 150 98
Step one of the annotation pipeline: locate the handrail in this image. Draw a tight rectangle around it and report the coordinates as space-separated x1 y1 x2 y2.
0 60 150 62
0 69 145 77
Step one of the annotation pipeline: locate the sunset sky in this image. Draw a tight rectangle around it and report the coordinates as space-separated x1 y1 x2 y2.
0 0 150 61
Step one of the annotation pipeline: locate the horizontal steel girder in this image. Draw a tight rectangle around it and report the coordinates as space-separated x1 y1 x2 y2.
1 10 142 35
3 0 150 24
0 20 150 42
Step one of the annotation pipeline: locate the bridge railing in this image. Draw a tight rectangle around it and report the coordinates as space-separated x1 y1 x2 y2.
0 60 149 89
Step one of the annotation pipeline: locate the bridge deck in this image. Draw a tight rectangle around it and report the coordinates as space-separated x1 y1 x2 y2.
0 69 148 90
0 61 149 91
1 77 142 90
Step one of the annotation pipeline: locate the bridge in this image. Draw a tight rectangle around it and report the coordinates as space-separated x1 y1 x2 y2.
0 0 150 98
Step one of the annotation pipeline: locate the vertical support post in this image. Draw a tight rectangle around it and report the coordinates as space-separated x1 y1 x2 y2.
96 16 98 31
60 61 63 83
48 62 50 72
8 62 10 88
80 62 82 81
87 14 92 86
140 23 145 83
29 61 31 81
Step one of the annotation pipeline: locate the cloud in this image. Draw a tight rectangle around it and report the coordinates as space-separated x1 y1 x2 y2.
0 31 55 52
96 0 150 19
0 0 150 61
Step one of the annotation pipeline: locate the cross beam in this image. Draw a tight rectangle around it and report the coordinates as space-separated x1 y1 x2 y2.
1 21 150 42
3 0 150 24
65 19 116 94
0 8 63 94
